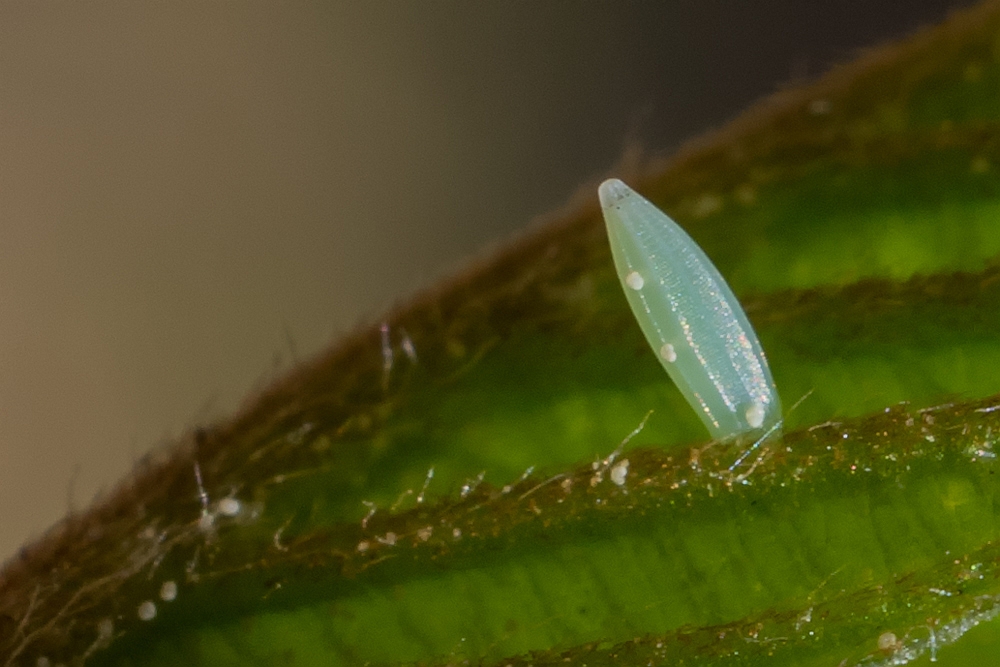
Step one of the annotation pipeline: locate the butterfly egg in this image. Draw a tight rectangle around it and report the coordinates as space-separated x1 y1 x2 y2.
599 178 781 440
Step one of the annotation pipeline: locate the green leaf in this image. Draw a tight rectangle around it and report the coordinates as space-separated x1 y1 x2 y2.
5 3 1000 666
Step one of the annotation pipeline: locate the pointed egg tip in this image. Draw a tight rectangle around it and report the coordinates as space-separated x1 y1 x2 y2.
598 178 632 210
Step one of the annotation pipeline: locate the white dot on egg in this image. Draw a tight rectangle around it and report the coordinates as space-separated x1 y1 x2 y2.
625 271 644 290
137 600 157 622
160 580 178 602
659 343 677 363
745 402 765 429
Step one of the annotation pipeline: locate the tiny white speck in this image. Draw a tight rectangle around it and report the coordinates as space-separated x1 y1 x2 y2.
659 343 677 363
159 580 178 602
452 527 462 540
745 402 765 429
610 459 630 486
400 329 418 362
218 498 241 517
877 631 898 652
357 540 370 553
625 271 644 290
417 526 433 542
138 600 157 621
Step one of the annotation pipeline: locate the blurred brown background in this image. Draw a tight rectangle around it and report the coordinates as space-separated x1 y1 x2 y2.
0 1 973 562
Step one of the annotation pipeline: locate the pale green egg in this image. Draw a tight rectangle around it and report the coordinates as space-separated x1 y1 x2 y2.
599 179 781 440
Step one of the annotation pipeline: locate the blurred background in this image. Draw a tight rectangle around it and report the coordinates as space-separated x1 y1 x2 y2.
0 1 977 562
